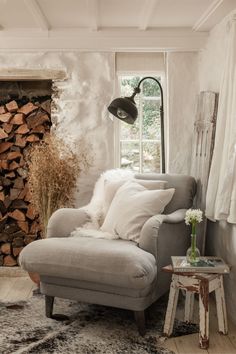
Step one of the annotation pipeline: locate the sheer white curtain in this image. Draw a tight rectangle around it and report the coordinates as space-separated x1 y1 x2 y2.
206 16 236 224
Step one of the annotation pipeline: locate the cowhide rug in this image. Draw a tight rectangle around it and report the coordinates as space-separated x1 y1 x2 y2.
0 293 198 354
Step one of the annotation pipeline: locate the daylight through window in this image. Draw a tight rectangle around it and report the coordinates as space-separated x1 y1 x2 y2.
118 75 162 173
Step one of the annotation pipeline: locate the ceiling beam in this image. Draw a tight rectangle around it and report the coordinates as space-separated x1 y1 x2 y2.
24 0 49 31
139 0 157 31
192 0 224 31
87 0 99 31
0 28 208 52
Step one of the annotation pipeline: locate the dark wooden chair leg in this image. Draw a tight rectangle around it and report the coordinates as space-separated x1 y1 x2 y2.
45 295 54 318
134 310 146 336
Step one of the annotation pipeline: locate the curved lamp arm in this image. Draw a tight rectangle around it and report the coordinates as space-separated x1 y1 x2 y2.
108 76 165 173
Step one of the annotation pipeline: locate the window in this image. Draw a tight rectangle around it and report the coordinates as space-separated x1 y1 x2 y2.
116 75 163 173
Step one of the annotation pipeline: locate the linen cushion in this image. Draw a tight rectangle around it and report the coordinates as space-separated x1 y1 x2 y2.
19 237 157 290
103 178 168 216
101 181 175 242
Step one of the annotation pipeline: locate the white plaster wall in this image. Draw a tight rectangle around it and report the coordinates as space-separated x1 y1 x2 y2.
0 52 115 207
198 11 236 324
166 52 199 174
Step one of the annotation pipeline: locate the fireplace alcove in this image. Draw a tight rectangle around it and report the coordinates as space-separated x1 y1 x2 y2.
0 69 66 267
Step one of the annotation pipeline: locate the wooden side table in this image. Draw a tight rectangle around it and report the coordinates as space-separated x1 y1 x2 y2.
162 265 228 349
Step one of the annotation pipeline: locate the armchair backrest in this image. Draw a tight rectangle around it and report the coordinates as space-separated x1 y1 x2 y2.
134 173 197 213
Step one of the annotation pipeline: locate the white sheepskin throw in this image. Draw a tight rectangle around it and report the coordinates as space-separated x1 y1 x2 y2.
70 169 134 239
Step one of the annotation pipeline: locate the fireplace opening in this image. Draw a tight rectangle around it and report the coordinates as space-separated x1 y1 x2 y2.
0 80 52 266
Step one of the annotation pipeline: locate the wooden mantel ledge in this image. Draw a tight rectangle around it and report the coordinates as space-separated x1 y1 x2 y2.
0 68 67 81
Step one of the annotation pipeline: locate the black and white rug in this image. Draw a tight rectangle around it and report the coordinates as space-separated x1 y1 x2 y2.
0 293 198 354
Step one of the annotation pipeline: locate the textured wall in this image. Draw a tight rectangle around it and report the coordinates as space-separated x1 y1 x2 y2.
198 11 236 324
166 52 199 175
0 52 115 207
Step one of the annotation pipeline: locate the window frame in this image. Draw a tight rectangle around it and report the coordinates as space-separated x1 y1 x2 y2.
114 71 166 173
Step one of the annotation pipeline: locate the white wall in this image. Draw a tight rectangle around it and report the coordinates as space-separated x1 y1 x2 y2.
167 52 199 175
198 12 236 324
0 52 115 207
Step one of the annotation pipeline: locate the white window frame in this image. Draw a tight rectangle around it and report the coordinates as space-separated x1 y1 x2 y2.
114 71 166 173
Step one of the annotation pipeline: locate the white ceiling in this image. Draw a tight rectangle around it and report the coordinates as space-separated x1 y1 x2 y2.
0 0 235 51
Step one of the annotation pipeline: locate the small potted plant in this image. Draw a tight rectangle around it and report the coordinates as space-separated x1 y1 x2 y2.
185 208 203 264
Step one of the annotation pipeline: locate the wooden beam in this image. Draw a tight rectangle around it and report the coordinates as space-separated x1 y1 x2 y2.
0 69 67 81
87 0 99 31
139 0 157 31
192 0 224 31
24 0 49 31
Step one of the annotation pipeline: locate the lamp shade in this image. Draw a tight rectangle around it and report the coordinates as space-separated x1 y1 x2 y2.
107 96 138 124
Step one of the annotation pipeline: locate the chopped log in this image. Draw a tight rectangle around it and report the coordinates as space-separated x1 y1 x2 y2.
17 167 27 178
4 222 19 234
1 177 12 187
12 236 25 247
15 134 26 148
10 113 24 125
24 188 32 202
0 215 8 232
3 196 12 209
0 191 4 201
10 188 21 200
15 124 29 134
19 156 25 167
18 184 28 199
5 171 15 178
17 221 29 233
0 233 8 242
14 178 24 189
11 200 28 210
26 110 49 129
0 112 12 123
9 161 20 170
24 234 37 245
26 134 40 143
13 247 23 257
31 124 46 134
3 255 17 267
8 209 26 221
4 131 14 141
6 100 18 112
41 99 51 114
26 204 37 220
0 160 8 169
1 243 11 255
0 128 8 139
0 142 13 154
0 255 3 266
18 102 38 115
0 105 6 114
6 151 22 160
30 221 39 234
2 123 13 134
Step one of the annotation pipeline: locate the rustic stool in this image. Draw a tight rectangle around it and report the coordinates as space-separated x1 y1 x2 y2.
163 265 228 349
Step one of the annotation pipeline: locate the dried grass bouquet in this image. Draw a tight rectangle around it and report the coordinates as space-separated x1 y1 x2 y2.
27 134 92 237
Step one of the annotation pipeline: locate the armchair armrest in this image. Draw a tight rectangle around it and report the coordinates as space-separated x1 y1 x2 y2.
139 209 188 261
47 207 90 238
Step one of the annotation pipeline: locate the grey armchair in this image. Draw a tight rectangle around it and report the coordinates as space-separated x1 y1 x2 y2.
20 173 196 335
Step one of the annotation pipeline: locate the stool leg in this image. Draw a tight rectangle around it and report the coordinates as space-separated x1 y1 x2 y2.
215 275 228 334
199 279 209 349
163 275 179 336
184 291 195 323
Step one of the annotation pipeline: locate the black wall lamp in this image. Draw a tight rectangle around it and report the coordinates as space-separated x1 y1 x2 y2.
108 76 165 173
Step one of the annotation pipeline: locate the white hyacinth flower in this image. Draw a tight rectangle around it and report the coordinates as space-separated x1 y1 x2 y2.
185 209 203 225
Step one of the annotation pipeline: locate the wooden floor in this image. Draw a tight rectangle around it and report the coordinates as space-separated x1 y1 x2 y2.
0 272 236 354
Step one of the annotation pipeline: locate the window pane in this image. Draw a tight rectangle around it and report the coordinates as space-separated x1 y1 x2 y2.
120 141 140 171
142 77 161 97
142 142 161 173
120 76 141 96
142 100 161 140
120 117 139 140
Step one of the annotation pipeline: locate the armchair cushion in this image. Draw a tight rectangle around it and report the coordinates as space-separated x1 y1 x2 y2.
20 237 157 290
101 181 175 242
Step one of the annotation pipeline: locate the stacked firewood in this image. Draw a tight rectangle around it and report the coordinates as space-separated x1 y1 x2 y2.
0 98 51 266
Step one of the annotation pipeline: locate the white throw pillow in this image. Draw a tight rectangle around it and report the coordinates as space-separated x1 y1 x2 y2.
101 181 175 242
103 178 168 216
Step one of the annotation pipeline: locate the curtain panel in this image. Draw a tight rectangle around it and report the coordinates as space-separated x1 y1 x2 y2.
206 15 236 224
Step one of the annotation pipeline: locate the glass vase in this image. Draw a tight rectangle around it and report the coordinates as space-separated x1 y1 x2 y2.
186 233 200 265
